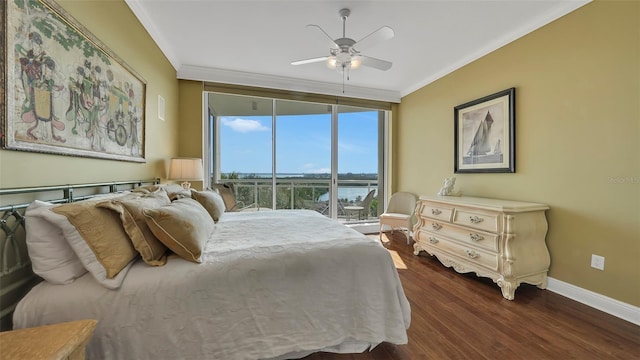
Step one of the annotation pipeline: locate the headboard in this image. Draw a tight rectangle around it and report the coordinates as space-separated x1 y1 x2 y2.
0 179 159 331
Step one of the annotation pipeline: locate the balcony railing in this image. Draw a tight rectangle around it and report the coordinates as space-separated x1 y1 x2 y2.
215 177 378 220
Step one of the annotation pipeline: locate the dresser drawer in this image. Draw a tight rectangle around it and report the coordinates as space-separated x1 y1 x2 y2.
453 209 500 233
420 202 453 222
417 231 499 271
421 221 499 252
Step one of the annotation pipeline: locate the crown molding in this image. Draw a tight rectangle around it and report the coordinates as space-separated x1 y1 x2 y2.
401 0 592 97
125 0 179 71
177 65 401 103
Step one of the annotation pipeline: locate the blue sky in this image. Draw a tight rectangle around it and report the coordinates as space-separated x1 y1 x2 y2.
219 111 378 174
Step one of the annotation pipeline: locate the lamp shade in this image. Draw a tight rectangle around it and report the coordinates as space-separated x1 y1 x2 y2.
168 158 204 181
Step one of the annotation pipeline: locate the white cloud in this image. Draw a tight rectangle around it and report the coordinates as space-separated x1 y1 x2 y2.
221 118 269 133
310 168 331 173
301 163 330 173
338 141 365 153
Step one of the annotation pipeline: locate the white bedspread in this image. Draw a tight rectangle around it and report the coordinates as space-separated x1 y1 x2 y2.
14 210 411 360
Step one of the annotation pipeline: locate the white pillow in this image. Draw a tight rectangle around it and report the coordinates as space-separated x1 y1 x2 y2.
25 201 87 284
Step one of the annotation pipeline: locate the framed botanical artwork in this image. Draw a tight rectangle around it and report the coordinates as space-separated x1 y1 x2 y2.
1 0 146 162
454 88 515 173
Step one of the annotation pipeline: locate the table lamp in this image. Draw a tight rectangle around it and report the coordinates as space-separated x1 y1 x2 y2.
168 158 204 189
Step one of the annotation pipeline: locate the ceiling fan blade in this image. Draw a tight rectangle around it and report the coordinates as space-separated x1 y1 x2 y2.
353 26 394 51
291 56 330 66
306 24 339 49
357 55 392 71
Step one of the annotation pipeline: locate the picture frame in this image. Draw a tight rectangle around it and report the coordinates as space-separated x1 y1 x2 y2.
454 87 515 173
1 0 146 162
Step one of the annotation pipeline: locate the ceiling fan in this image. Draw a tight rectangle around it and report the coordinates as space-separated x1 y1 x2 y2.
291 8 394 76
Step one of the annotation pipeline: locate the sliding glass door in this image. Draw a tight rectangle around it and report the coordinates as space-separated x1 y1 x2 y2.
275 100 332 211
207 92 385 224
337 106 380 220
209 94 274 209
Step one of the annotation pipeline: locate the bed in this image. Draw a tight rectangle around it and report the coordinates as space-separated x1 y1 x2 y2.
0 180 410 360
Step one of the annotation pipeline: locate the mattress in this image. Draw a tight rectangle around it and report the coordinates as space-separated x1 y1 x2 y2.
14 210 411 359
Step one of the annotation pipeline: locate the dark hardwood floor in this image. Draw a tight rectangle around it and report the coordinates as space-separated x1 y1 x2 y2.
304 232 640 359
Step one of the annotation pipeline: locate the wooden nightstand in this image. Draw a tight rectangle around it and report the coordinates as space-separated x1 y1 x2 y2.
0 319 97 360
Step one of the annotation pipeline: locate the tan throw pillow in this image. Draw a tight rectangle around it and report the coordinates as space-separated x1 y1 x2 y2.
143 198 215 263
162 183 192 201
41 198 138 289
98 189 170 266
133 184 190 200
191 190 225 222
132 184 161 194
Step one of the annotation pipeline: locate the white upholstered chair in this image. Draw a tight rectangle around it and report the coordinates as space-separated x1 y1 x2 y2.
379 192 418 245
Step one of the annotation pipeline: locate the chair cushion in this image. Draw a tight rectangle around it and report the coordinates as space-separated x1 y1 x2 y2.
380 213 412 228
380 213 411 220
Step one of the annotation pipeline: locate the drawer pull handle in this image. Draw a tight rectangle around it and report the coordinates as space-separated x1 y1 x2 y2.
429 236 439 244
465 250 479 259
469 233 484 242
431 209 442 215
431 223 442 231
469 216 484 224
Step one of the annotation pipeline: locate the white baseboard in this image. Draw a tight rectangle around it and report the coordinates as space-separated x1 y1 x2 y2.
546 277 640 326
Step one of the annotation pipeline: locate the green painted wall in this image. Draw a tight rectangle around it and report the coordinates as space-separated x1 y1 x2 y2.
0 0 179 188
396 1 639 305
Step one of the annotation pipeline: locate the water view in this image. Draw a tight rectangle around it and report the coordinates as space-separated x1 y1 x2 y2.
223 173 377 202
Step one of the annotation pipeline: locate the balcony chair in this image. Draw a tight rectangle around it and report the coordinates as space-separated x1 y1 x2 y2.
299 198 330 215
211 183 258 212
379 192 418 245
343 189 376 220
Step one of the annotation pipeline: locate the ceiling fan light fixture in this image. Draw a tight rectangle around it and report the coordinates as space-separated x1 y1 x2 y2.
291 7 394 86
326 57 337 69
350 58 362 69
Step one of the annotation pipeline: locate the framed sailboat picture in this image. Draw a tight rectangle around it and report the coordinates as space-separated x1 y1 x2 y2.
454 88 515 173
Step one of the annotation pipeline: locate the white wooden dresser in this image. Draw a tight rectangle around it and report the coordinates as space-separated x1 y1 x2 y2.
413 195 550 300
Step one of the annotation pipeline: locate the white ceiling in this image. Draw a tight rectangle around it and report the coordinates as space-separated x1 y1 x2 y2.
125 0 590 102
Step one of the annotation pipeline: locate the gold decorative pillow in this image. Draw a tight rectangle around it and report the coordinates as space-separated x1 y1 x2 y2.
143 198 215 263
41 198 138 289
98 189 171 266
191 190 226 222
